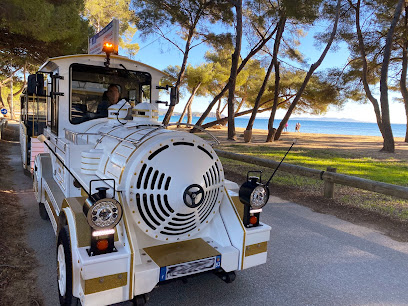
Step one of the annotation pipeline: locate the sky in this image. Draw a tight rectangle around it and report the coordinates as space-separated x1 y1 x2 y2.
130 22 407 124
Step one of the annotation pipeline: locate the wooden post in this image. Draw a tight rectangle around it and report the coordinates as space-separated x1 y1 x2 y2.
324 166 337 198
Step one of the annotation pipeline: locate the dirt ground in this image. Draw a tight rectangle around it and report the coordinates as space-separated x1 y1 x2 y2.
0 124 42 305
206 126 408 160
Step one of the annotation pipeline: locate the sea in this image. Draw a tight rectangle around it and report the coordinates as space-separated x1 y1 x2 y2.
159 115 407 138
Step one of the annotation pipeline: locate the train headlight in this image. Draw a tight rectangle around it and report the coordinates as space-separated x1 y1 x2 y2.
250 185 269 209
86 198 123 230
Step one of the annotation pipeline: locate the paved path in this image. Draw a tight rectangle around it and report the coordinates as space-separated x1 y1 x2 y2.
9 142 408 305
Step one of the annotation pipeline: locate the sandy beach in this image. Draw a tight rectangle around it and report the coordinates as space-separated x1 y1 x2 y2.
205 126 408 160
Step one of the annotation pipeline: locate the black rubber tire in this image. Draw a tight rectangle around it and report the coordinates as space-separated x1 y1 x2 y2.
224 271 236 283
57 226 79 305
39 202 49 220
133 294 147 306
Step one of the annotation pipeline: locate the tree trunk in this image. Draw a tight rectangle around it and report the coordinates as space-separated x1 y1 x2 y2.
187 100 193 124
216 99 222 120
221 100 228 114
353 0 385 136
266 17 286 143
9 80 13 120
266 61 281 142
378 0 404 152
163 13 201 125
400 5 408 143
226 0 243 140
245 59 274 142
192 24 279 131
0 86 4 108
201 95 294 130
177 84 200 126
274 0 341 140
235 98 245 114
202 104 273 129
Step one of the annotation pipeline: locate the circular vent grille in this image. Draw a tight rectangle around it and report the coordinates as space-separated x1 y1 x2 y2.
126 136 224 241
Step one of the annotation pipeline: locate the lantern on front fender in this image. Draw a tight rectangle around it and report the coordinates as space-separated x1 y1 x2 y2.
239 172 269 228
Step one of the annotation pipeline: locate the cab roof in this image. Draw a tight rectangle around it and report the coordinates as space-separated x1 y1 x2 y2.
38 54 168 77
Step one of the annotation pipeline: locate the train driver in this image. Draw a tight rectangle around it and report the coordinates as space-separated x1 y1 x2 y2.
96 84 121 117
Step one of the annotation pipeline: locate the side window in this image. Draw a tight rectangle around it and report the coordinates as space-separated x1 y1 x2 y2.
141 85 151 103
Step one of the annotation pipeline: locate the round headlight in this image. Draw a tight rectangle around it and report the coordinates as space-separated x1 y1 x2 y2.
250 185 269 209
87 198 123 230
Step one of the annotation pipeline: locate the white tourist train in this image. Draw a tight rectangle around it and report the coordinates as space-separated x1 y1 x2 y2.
20 47 271 305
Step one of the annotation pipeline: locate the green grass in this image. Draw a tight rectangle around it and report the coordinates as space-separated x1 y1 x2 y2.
219 143 408 222
220 144 408 186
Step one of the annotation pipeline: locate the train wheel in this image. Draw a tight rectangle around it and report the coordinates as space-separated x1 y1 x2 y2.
38 202 49 220
215 269 236 284
57 226 79 305
132 294 149 306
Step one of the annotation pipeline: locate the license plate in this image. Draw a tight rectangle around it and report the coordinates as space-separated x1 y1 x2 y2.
159 255 221 281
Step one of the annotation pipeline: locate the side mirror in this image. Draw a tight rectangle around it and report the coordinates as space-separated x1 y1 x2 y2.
27 74 45 96
170 87 179 106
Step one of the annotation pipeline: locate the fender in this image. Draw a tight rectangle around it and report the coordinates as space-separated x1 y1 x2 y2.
59 207 82 299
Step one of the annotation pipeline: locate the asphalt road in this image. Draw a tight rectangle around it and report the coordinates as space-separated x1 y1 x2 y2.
9 142 408 306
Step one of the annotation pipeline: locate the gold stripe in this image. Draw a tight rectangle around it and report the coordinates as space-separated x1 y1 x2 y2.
81 168 98 171
82 272 128 295
133 108 151 112
231 196 244 221
104 157 110 174
106 170 119 179
119 167 126 183
121 144 134 149
104 130 138 175
144 239 219 267
45 190 58 224
224 187 246 270
118 193 134 300
132 114 150 118
110 160 122 168
81 157 101 160
115 151 127 158
245 242 267 257
81 162 99 165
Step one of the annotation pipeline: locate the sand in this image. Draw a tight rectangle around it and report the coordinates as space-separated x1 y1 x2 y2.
204 126 408 161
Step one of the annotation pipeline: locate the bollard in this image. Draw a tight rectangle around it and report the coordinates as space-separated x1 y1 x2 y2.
323 166 337 198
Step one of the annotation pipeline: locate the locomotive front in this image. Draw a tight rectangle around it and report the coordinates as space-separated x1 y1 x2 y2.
83 117 225 242
29 54 272 306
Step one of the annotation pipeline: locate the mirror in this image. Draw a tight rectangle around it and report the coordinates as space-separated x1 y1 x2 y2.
27 74 45 96
170 87 179 106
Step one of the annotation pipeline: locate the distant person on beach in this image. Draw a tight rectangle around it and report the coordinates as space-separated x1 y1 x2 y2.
284 123 288 132
295 122 301 132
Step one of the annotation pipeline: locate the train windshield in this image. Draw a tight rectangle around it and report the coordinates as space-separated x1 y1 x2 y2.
70 63 151 124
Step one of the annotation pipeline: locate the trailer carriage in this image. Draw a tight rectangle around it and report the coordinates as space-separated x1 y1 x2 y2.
22 52 272 305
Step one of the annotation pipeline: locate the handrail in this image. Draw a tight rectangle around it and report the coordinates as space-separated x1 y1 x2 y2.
215 149 408 201
64 123 220 147
165 123 220 146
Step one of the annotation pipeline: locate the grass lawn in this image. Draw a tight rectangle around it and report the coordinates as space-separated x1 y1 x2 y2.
218 143 408 221
220 144 408 186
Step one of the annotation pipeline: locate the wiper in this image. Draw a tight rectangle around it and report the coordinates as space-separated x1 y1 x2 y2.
120 64 131 76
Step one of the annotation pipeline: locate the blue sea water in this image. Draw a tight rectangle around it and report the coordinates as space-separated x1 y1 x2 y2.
159 115 407 138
